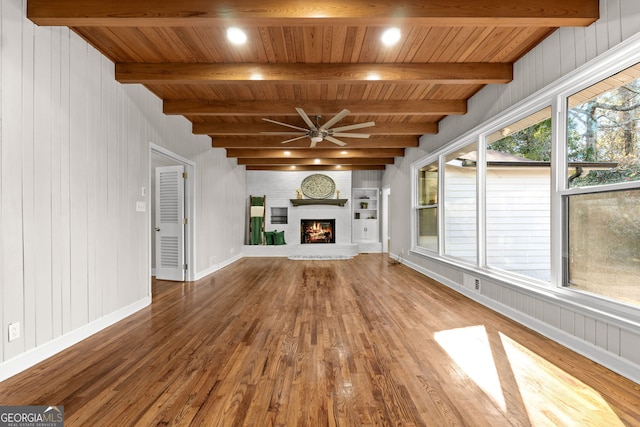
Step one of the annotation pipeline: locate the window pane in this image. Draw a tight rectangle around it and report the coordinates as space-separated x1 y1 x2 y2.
566 189 640 306
417 160 438 251
485 107 552 282
444 142 477 262
567 63 640 188
418 207 438 251
418 162 438 206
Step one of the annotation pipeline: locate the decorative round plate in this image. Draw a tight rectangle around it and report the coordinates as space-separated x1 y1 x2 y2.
301 174 336 199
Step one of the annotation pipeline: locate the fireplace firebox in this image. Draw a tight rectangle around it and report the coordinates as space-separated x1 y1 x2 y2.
301 219 335 244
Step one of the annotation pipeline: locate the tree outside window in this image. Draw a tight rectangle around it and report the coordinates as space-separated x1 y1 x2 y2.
565 63 640 305
567 66 640 187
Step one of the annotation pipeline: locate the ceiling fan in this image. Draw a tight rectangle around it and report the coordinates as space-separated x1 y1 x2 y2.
261 108 375 147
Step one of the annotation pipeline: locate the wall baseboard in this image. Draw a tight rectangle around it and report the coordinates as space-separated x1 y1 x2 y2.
193 252 243 281
391 253 640 386
0 297 151 382
1 249 243 382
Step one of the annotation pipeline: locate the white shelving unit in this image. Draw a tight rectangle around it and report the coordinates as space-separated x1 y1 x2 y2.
352 188 380 250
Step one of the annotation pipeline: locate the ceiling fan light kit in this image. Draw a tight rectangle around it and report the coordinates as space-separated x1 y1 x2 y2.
262 108 375 148
310 134 324 144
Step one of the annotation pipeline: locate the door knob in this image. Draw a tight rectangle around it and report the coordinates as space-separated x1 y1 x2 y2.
154 227 160 232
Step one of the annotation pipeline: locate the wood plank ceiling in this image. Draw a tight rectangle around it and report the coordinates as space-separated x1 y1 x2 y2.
28 0 599 171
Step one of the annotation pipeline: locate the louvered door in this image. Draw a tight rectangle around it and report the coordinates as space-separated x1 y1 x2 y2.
155 165 185 281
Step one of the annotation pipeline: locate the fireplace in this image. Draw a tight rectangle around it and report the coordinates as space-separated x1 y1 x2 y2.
301 219 335 244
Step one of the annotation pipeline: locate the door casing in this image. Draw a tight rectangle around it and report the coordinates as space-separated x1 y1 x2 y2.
150 143 196 284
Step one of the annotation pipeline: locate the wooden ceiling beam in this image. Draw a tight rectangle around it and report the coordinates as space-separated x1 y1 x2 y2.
27 0 599 27
193 122 438 136
245 165 386 171
226 148 404 159
237 158 395 166
116 63 512 85
25 0 600 172
211 136 418 149
167 100 466 116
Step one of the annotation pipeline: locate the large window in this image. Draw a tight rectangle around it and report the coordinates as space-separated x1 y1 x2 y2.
485 108 552 282
567 65 640 189
416 161 438 251
444 142 477 263
411 53 640 310
566 189 640 306
564 65 640 304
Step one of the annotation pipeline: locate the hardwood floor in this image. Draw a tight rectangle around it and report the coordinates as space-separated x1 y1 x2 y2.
1 255 639 426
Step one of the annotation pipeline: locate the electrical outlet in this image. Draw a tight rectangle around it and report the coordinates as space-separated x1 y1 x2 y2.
8 322 20 342
474 279 481 292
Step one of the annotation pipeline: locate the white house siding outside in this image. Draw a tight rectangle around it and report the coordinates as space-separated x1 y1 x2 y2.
486 167 551 282
442 166 551 281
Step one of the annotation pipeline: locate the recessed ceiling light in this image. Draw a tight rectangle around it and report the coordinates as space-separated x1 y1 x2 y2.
290 166 296 170
284 151 291 156
381 27 401 46
227 27 247 45
340 150 348 155
314 159 321 164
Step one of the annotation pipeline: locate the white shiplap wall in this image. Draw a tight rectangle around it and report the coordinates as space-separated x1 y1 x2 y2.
192 147 246 276
352 170 382 189
0 0 246 379
383 0 640 384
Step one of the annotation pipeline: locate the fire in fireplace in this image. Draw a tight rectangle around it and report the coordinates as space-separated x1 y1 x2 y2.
301 219 335 244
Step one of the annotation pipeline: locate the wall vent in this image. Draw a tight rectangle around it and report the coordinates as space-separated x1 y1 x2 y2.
463 274 481 292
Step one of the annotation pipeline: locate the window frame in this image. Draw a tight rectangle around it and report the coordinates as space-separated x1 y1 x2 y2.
442 141 479 264
558 71 640 303
481 105 554 285
412 158 441 254
410 33 640 318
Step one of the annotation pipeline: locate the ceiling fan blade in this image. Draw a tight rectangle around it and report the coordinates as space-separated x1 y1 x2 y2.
332 132 370 139
281 135 309 144
295 108 317 131
324 135 347 146
260 131 307 136
320 109 350 130
262 117 309 132
310 139 318 148
330 121 375 132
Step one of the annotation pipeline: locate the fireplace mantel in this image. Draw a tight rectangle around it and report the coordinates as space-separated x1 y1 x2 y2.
290 199 348 207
